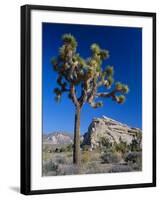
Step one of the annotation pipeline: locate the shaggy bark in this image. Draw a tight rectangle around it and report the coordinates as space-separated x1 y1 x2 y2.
73 107 81 165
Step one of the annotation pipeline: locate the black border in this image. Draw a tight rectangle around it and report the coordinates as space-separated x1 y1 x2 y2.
20 4 156 195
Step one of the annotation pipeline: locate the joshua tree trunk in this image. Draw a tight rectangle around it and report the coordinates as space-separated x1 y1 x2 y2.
73 106 81 166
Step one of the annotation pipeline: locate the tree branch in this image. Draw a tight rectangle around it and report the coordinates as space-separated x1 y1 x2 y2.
87 79 97 104
79 78 92 107
96 90 115 97
57 75 70 92
88 100 103 108
96 90 119 102
70 84 79 107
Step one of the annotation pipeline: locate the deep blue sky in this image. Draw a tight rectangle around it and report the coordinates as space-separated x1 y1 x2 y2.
42 23 142 135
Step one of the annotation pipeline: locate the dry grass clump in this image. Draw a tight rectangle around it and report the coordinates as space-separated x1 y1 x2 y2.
109 165 132 173
101 152 122 164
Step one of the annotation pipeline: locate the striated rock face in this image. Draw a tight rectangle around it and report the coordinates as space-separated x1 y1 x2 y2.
83 116 142 149
43 132 73 145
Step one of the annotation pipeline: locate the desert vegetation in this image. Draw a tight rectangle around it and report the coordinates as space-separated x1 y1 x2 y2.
42 134 142 176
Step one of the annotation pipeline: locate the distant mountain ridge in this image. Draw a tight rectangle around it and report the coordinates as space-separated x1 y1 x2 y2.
43 131 73 145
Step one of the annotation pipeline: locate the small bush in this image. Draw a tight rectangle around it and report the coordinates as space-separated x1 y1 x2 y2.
124 152 142 164
82 145 91 151
100 137 112 148
66 144 73 152
59 147 66 152
101 152 122 164
54 155 67 164
61 164 79 175
82 151 90 163
66 152 73 158
42 160 59 175
112 139 128 154
55 148 60 153
129 138 141 152
109 165 132 173
131 162 142 171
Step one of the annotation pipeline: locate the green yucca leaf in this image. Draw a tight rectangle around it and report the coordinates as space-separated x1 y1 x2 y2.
122 84 129 94
115 82 123 91
99 49 109 60
51 57 57 65
105 66 114 76
62 33 77 48
53 88 61 95
97 101 103 107
107 76 114 85
90 43 100 54
118 95 126 104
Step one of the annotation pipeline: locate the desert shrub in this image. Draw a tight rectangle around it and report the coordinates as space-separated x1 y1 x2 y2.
66 144 73 152
124 152 142 171
54 155 67 164
81 151 90 163
42 160 59 175
43 162 79 176
100 137 112 149
42 144 50 152
49 164 80 175
45 171 57 176
90 151 101 161
135 131 142 146
129 137 141 152
82 145 91 151
112 139 128 154
124 152 142 164
101 152 122 164
130 161 142 171
85 161 102 174
109 165 132 173
58 144 73 152
59 147 66 152
43 152 53 161
60 164 79 175
55 148 60 153
66 152 73 157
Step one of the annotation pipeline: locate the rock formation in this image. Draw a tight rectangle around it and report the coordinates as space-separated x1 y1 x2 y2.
82 116 142 149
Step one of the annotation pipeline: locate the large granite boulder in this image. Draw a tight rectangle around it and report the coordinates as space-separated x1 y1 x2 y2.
82 116 142 149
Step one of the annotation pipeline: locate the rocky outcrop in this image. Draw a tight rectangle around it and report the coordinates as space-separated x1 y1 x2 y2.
82 116 142 149
43 132 73 145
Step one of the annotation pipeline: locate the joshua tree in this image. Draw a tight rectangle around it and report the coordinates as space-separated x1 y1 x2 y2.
51 34 129 166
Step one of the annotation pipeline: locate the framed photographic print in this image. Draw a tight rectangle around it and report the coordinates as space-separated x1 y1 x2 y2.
21 4 156 195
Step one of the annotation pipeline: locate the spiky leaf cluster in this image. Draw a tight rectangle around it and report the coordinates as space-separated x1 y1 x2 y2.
52 33 129 108
62 34 77 49
115 82 129 94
